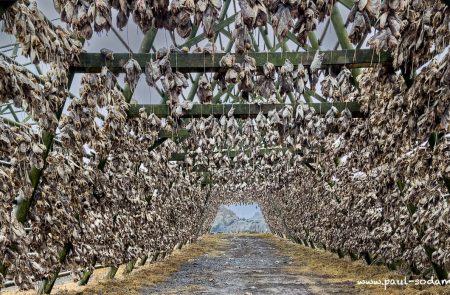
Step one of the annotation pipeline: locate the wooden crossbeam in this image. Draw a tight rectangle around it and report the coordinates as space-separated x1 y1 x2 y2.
128 102 364 119
169 147 306 162
72 49 391 74
158 129 189 140
149 129 190 151
192 157 316 175
181 12 237 48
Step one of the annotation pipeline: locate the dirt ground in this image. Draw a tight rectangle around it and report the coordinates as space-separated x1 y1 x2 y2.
4 234 450 294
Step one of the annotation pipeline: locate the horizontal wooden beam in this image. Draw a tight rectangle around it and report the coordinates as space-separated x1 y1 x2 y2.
72 49 391 74
149 129 190 151
169 147 307 162
129 102 364 119
155 129 189 142
193 157 316 175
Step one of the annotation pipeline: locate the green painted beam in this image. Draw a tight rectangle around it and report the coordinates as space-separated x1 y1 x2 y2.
307 32 320 50
139 27 158 53
169 147 308 161
330 5 361 78
15 68 77 223
158 129 190 141
330 6 353 50
39 243 72 294
72 49 391 74
148 129 190 151
181 12 237 49
338 0 353 9
128 102 364 118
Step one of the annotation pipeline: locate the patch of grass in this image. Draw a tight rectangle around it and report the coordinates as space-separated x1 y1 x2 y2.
230 232 273 238
267 235 450 295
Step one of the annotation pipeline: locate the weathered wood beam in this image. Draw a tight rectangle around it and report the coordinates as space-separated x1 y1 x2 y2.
158 129 189 141
148 129 190 151
72 49 392 74
128 102 364 119
169 147 308 161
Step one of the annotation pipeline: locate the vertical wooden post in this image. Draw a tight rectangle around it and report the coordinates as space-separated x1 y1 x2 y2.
105 266 118 279
39 243 72 294
151 252 159 263
123 259 137 275
137 255 148 266
78 258 97 286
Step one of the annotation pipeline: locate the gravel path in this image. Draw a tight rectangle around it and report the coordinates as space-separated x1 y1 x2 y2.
145 235 318 295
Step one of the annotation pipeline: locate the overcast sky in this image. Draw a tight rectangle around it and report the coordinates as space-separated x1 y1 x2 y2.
225 204 261 219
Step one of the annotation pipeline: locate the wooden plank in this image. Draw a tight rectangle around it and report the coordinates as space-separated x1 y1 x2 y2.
72 49 392 74
128 102 364 118
158 129 189 140
148 129 190 151
169 147 308 162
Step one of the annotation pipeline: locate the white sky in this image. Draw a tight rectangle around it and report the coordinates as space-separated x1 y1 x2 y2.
225 203 261 219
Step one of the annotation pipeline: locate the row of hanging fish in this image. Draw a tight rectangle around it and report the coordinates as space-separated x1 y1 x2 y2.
349 0 449 73
1 0 81 64
238 0 334 45
0 68 212 289
51 0 221 40
182 51 450 282
257 51 450 277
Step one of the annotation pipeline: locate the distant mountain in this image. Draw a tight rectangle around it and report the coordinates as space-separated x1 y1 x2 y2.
210 206 270 233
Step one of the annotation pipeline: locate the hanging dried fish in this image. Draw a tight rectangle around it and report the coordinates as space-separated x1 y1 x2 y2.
272 4 293 39
293 64 308 98
238 0 268 29
170 0 195 38
123 58 142 92
278 59 294 96
233 14 253 54
256 62 276 99
2 1 82 63
198 75 213 104
238 55 256 101
195 0 222 40
214 53 238 91
309 51 324 91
